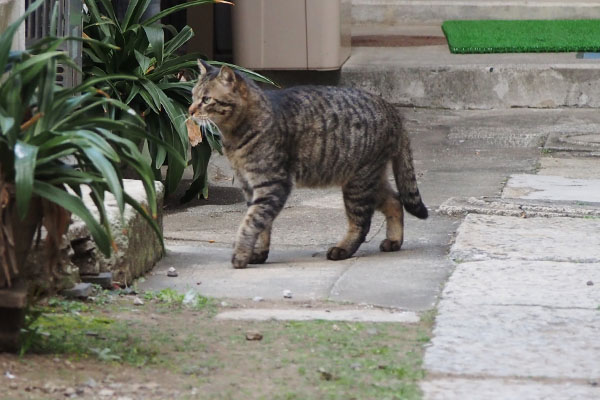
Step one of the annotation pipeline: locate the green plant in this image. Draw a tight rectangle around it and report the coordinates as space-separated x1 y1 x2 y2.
82 0 275 201
0 0 161 287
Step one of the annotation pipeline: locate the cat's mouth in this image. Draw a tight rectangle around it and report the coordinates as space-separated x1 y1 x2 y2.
191 115 223 137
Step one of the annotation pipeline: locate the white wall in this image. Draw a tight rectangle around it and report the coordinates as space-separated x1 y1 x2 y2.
0 0 26 51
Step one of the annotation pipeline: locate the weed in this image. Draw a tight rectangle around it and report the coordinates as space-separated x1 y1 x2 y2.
144 288 185 306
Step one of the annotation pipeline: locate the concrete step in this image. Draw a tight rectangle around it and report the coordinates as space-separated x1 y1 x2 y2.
340 45 600 109
352 0 600 28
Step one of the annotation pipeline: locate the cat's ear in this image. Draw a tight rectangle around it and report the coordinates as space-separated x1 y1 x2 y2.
218 65 236 86
197 59 211 75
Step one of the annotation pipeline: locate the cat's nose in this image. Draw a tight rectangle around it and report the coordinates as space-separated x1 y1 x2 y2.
189 103 198 115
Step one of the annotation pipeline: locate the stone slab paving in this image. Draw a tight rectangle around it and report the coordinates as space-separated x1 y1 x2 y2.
443 260 600 309
422 213 600 398
503 174 600 203
422 379 600 400
450 214 600 263
538 157 600 180
426 304 600 379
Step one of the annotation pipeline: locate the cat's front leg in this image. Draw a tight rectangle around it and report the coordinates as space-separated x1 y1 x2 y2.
249 227 271 264
231 180 290 269
235 174 272 265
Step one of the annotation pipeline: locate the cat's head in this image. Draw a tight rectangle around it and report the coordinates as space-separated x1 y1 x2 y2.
189 60 249 133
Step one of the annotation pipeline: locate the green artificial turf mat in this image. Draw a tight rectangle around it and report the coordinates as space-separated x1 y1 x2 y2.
442 19 600 54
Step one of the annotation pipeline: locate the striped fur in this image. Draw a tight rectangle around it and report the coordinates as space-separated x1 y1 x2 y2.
190 60 428 269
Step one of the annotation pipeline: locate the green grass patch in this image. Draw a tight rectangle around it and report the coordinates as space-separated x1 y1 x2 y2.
17 295 433 399
442 19 600 54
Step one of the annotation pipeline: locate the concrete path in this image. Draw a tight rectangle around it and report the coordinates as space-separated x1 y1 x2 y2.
422 150 600 396
139 108 597 311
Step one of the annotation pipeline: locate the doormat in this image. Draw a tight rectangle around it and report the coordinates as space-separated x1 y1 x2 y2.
442 19 600 54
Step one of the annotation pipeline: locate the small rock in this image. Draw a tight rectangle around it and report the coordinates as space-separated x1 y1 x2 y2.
167 267 178 277
9 382 18 390
4 370 15 379
245 331 263 341
252 296 264 302
64 387 76 396
350 362 361 371
133 297 144 306
61 283 93 299
587 280 594 286
220 301 228 307
98 388 115 397
42 382 59 393
283 290 293 299
317 367 334 381
64 360 75 369
332 324 340 331
84 378 97 388
117 397 133 400
367 328 378 336
141 382 160 390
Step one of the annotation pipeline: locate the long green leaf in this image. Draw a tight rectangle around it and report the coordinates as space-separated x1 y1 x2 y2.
141 0 217 26
156 89 187 151
0 114 15 135
95 0 118 26
62 74 138 96
83 0 113 37
34 181 112 257
122 0 152 30
125 83 141 104
143 25 164 66
164 26 193 57
137 87 160 114
139 79 162 113
134 49 152 75
14 141 38 220
5 74 22 146
83 147 124 214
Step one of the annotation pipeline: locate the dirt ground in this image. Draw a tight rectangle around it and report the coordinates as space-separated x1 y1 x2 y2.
1 291 432 400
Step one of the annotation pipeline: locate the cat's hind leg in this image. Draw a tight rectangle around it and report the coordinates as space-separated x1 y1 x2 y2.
375 179 404 252
327 175 378 261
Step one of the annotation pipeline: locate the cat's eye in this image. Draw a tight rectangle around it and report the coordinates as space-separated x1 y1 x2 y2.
201 96 212 104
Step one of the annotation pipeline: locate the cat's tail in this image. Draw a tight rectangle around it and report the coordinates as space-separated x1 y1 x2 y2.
391 141 428 220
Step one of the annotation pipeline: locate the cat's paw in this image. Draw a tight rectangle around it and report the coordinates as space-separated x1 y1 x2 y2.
327 246 350 261
249 250 269 264
379 239 402 252
231 253 249 269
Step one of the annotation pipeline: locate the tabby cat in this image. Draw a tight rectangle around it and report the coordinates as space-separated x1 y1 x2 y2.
189 60 428 269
